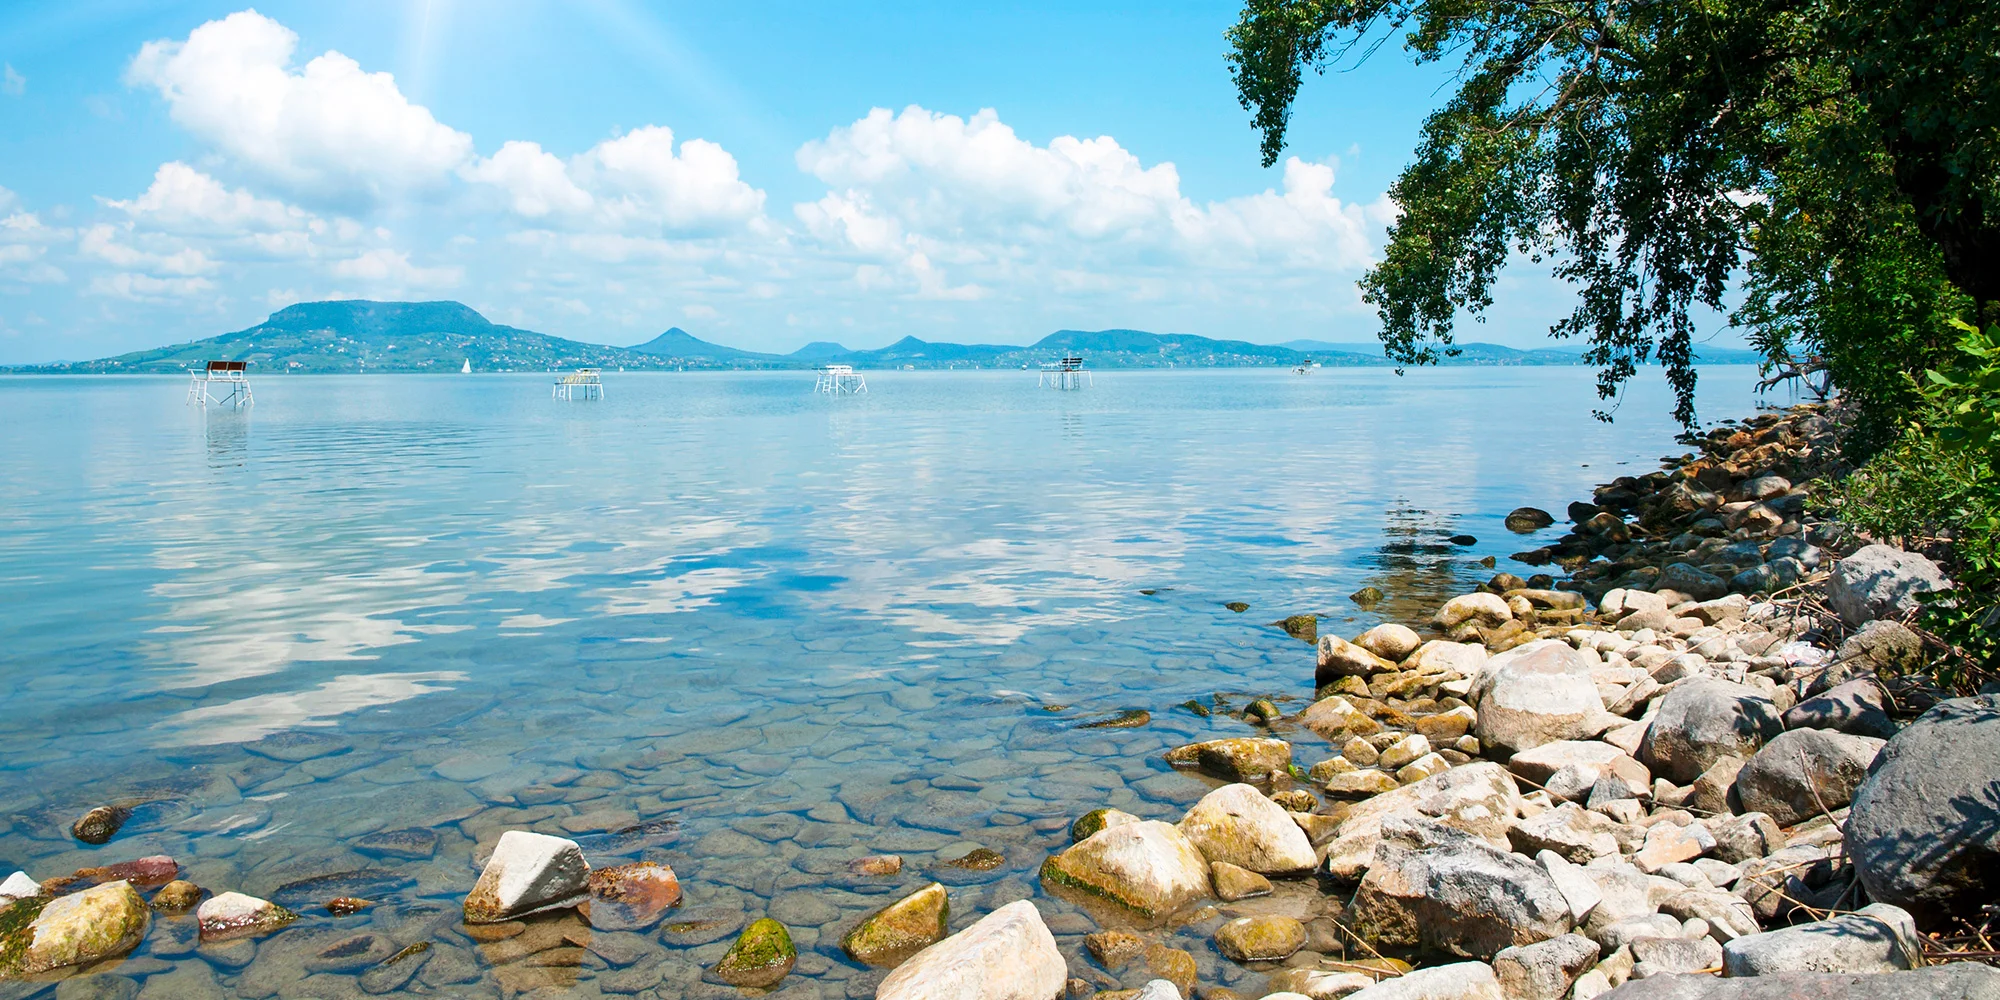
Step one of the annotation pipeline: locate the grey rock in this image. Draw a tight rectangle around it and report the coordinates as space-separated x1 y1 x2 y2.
1846 694 2000 920
1657 564 1726 602
1806 621 1925 698
1783 678 1899 740
1599 963 2000 998
1629 935 1722 978
1721 903 1919 977
1470 640 1614 754
1348 816 1573 961
1494 933 1600 1000
1639 679 1784 784
1341 962 1504 1000
1658 889 1758 942
1707 812 1783 864
1735 728 1885 827
1133 980 1182 1000
1828 544 1951 627
1594 916 1684 955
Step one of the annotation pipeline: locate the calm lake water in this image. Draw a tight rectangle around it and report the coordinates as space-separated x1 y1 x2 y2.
0 366 1764 998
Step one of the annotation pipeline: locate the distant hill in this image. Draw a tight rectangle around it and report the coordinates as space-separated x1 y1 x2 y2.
7 299 1766 373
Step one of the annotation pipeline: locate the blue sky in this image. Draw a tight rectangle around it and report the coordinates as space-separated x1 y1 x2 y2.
0 0 1612 363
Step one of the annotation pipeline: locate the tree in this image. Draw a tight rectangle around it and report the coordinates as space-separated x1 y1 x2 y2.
1227 0 2000 431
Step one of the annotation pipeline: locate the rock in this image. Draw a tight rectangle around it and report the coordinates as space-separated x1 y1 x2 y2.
1437 593 1513 630
1351 586 1386 607
1214 914 1305 962
1085 929 1145 969
1539 850 1603 922
1377 735 1432 771
582 861 682 931
352 827 439 860
1811 621 1926 697
1827 544 1951 627
1319 635 1397 683
713 917 795 988
1734 728 1885 827
876 899 1067 1000
1040 820 1212 920
307 932 397 973
1325 771 1403 797
325 896 370 916
1603 589 1671 621
1397 753 1450 784
1658 889 1758 942
1508 507 1557 532
463 830 591 923
1638 679 1784 784
1163 737 1293 783
1707 813 1783 866
1783 678 1898 740
1509 741 1651 790
1629 934 1722 977
1414 706 1479 742
69 806 131 845
1321 762 1526 880
1598 964 2000 998
1508 803 1624 863
1131 982 1182 1000
358 942 432 994
1656 564 1726 602
1687 756 1745 816
195 891 296 942
1274 613 1320 642
1634 822 1714 873
1177 783 1317 874
1721 903 1918 977
1348 816 1572 960
1357 624 1422 663
1 871 41 902
1266 968 1378 999
1845 694 2000 920
1471 640 1614 754
850 853 906 875
1494 933 1600 1000
1407 639 1489 675
1071 808 1140 844
1339 961 1504 1000
0 881 150 978
1209 861 1271 901
1300 697 1385 742
841 882 948 967
55 975 140 1000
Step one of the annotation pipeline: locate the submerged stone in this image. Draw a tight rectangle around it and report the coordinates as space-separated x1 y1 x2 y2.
941 848 1004 871
196 891 297 942
582 861 681 931
713 917 795 988
70 806 131 846
1078 709 1151 730
0 881 150 979
841 882 948 967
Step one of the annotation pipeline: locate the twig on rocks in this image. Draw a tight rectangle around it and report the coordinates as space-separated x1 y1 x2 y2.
1798 746 1843 833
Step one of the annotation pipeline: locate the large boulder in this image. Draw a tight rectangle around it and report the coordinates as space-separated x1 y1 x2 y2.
1845 694 2000 920
1040 820 1211 920
463 830 591 923
1470 640 1614 754
876 900 1067 1000
1347 816 1572 961
1320 762 1526 880
1721 903 1919 977
0 881 149 978
1163 738 1293 783
1782 678 1898 740
1827 544 1951 627
1405 640 1488 676
1176 784 1316 875
1808 621 1925 697
1597 964 2000 998
1639 679 1784 784
1734 728 1885 827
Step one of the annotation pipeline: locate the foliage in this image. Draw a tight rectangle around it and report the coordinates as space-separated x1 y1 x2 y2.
1225 0 2000 430
1823 324 2000 678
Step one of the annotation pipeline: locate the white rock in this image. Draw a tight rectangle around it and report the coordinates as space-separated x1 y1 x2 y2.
1378 734 1432 771
1356 623 1423 663
0 870 40 900
1436 593 1512 629
1342 961 1504 1000
196 890 296 942
1721 902 1920 976
462 830 590 923
1408 639 1490 675
1539 850 1603 922
1472 640 1615 754
876 899 1068 1000
1176 783 1317 875
1133 981 1182 1000
1040 820 1212 919
1320 762 1526 880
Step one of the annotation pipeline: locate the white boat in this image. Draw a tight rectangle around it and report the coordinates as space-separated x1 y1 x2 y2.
461 358 472 373
1293 359 1322 374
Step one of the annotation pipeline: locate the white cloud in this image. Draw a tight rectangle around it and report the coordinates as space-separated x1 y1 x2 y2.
330 248 461 288
791 106 1382 297
465 126 766 234
89 272 215 300
2 64 23 97
107 162 315 234
80 224 217 276
127 10 473 208
0 209 71 285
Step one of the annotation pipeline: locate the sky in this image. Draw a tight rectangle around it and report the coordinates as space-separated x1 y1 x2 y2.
0 0 1625 363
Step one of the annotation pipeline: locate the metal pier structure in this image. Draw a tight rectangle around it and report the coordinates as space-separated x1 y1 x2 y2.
552 368 604 400
186 360 252 408
815 364 867 394
1038 354 1092 390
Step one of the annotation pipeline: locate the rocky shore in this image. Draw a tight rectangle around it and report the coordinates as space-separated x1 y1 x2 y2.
3 401 1996 1000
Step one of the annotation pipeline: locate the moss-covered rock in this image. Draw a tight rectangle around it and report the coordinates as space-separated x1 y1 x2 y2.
1270 614 1319 643
940 848 1003 871
0 880 149 979
714 917 795 988
69 806 131 846
195 891 296 942
1070 808 1139 844
840 882 948 967
1163 737 1293 782
1076 709 1150 730
1040 821 1211 921
1214 914 1305 962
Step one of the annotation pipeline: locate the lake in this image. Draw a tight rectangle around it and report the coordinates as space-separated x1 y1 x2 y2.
0 365 1767 997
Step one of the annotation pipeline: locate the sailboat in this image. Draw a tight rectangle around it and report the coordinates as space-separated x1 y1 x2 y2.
461 358 472 374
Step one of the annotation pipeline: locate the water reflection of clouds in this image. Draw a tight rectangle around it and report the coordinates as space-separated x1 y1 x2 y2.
151 670 469 745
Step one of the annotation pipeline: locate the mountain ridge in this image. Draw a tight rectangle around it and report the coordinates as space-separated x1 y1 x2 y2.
8 299 1764 372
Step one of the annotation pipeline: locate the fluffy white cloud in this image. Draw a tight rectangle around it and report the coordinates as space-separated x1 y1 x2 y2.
2 64 22 97
107 162 315 234
792 106 1384 297
0 208 71 285
80 224 217 275
330 248 461 288
89 272 215 300
465 127 766 234
127 11 473 207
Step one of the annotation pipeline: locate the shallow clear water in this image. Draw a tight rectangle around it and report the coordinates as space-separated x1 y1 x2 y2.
0 367 1762 997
